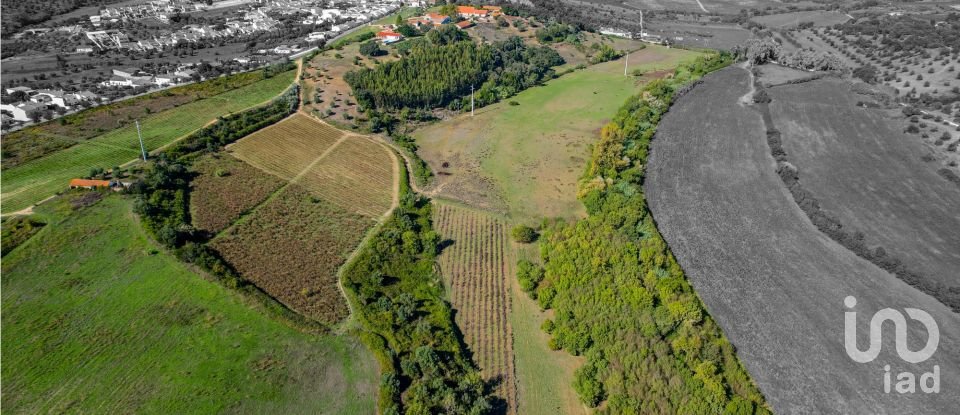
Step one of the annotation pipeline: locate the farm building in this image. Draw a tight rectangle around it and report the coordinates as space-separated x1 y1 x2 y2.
69 179 112 189
455 20 474 29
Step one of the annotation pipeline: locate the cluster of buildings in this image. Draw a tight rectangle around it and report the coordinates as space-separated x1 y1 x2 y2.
101 66 197 88
89 0 199 26
84 9 280 52
1 87 101 123
373 5 501 44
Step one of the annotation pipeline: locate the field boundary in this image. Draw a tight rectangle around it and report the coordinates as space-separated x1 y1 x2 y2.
1 71 298 218
748 69 960 312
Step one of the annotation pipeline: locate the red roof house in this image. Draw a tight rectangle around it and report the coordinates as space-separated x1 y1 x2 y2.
457 6 489 18
69 179 112 189
376 30 403 43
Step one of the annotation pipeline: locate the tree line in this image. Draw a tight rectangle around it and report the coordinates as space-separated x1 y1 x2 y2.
518 53 772 414
341 165 494 414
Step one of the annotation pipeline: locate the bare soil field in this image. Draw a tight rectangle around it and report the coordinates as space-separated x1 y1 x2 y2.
646 66 960 413
766 77 960 302
303 43 398 126
211 184 374 325
189 153 285 233
433 202 517 414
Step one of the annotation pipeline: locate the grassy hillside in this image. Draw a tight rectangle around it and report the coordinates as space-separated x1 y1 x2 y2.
414 46 705 220
1 71 295 214
1 195 376 414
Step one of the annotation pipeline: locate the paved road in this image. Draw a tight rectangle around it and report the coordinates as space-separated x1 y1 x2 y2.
646 66 960 414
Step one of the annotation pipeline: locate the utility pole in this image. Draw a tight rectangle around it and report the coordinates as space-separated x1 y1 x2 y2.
471 84 475 117
640 10 644 38
135 120 147 161
625 52 629 76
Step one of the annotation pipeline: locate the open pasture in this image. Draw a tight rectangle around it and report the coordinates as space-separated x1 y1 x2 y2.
646 66 960 414
1 195 376 414
1 71 295 214
414 46 705 220
211 185 374 325
433 202 516 413
227 113 345 180
1 69 284 169
189 154 286 233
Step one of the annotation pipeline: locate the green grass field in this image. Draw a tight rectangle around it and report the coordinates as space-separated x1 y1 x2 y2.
414 45 705 220
1 195 376 414
509 246 587 415
1 71 295 214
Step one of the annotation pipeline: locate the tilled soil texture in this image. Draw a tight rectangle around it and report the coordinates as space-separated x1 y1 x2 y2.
767 77 960 308
646 65 960 414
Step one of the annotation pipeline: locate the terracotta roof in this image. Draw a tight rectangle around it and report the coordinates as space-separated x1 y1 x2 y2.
69 179 112 187
376 30 402 38
455 20 474 29
457 6 489 15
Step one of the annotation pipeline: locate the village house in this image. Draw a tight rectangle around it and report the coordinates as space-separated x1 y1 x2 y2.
376 30 403 44
408 12 451 28
457 6 489 19
30 90 80 109
0 102 45 122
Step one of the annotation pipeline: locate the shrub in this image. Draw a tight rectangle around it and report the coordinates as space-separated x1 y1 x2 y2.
516 259 544 294
511 224 538 243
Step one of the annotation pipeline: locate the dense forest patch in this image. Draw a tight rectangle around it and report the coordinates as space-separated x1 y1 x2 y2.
345 28 563 111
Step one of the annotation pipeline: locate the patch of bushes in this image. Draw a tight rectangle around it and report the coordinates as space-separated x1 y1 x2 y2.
341 174 493 413
1 215 45 256
511 224 538 243
539 52 771 413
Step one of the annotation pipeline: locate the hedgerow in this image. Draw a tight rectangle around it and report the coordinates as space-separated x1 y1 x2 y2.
529 52 772 414
341 165 493 414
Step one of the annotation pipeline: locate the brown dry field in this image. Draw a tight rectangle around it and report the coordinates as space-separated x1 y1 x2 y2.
189 153 285 233
211 184 375 325
226 113 345 180
433 202 517 414
297 135 395 217
646 65 960 414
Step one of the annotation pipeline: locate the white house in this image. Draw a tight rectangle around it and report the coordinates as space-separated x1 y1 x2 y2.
154 73 180 86
0 102 45 121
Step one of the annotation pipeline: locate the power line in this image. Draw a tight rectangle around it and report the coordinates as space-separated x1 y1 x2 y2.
135 120 147 161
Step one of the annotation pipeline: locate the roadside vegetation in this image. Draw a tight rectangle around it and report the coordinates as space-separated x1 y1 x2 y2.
2 62 295 169
520 52 770 414
2 68 296 214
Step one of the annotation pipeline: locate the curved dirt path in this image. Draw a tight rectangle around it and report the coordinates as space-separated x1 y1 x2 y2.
646 66 960 414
